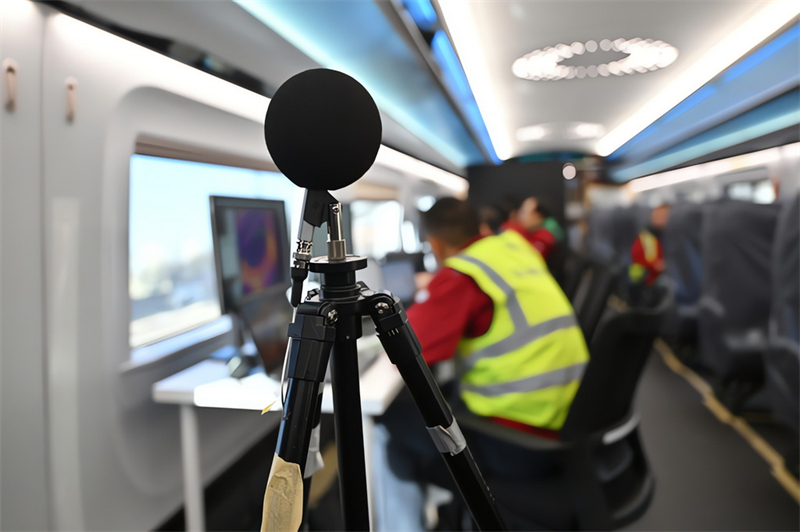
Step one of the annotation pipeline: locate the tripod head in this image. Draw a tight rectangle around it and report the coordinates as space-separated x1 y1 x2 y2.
264 69 382 306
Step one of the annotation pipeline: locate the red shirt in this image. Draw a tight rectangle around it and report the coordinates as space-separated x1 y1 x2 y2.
500 221 556 259
630 230 664 285
407 266 493 364
406 233 560 439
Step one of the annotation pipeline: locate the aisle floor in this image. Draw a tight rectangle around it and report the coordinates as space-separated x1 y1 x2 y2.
623 354 799 531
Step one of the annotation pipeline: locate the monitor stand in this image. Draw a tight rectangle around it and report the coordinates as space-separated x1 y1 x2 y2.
207 313 262 379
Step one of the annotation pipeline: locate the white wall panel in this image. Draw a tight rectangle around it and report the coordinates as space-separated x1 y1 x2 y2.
0 2 51 530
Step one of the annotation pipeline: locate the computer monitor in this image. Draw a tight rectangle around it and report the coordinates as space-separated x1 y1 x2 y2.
210 196 293 374
381 259 417 307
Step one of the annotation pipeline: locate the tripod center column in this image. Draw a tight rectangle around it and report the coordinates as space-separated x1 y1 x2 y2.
327 203 347 261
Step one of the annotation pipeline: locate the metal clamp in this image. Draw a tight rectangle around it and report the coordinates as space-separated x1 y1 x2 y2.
426 420 467 456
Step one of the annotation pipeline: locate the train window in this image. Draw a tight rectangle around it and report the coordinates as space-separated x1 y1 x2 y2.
350 200 404 259
725 179 776 204
752 179 777 204
128 154 299 350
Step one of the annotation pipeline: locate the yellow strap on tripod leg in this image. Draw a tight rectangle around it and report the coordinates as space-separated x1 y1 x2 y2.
261 453 304 532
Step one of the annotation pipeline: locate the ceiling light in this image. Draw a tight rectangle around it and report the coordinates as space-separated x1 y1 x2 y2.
376 146 468 195
517 122 604 141
597 0 800 157
626 142 798 193
512 38 679 82
570 123 605 139
516 124 550 141
562 163 577 180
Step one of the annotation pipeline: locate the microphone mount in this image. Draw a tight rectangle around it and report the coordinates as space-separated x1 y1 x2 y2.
289 188 354 307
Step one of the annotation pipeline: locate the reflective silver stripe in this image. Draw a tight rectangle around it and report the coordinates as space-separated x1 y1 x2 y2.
462 314 578 371
454 255 528 330
461 361 587 397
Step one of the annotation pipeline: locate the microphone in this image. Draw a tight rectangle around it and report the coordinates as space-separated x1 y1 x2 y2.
264 69 382 191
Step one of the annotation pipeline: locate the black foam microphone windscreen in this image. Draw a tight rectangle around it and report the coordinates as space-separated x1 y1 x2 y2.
264 69 382 191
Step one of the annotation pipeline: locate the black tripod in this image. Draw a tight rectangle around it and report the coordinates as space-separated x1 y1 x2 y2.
261 190 504 531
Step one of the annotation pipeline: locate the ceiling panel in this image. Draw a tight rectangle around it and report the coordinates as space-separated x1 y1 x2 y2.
65 0 471 174
438 0 772 158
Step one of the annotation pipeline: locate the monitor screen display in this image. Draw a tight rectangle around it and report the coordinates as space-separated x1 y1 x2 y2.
236 207 285 295
210 196 292 374
210 196 290 313
381 259 417 306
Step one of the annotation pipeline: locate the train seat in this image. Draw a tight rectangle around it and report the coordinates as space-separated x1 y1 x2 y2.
570 258 620 346
562 250 592 302
697 200 780 411
660 202 705 356
586 208 618 263
457 284 671 530
764 194 800 436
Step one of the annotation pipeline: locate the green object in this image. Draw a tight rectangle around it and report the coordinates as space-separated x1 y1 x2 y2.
445 230 589 430
543 217 565 242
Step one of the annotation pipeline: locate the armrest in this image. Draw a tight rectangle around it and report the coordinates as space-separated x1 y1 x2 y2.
456 411 570 452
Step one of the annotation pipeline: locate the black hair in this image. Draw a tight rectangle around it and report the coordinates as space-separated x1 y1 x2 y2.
534 199 552 219
499 194 523 218
478 205 505 234
421 198 480 248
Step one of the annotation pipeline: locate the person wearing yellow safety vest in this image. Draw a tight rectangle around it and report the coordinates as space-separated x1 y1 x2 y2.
629 203 670 286
375 198 589 531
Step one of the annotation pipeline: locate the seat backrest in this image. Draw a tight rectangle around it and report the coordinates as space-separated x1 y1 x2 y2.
770 194 799 344
765 194 800 431
586 208 617 262
662 202 704 306
700 200 780 332
611 207 644 265
562 250 591 302
575 259 619 344
561 285 672 440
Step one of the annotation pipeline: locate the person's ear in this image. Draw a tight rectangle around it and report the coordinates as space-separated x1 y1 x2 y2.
427 236 446 266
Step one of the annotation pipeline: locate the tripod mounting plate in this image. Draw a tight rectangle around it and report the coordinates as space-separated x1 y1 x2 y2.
309 255 368 273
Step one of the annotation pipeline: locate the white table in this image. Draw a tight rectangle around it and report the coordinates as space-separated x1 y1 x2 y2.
152 335 404 532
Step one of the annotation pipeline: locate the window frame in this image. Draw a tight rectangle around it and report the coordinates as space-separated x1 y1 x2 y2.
126 137 284 371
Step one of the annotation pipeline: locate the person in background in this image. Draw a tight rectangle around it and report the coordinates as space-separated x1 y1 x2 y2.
477 204 505 236
502 196 564 263
629 203 670 286
376 198 589 531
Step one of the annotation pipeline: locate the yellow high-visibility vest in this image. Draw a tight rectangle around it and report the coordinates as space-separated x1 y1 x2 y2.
629 229 660 283
445 230 589 430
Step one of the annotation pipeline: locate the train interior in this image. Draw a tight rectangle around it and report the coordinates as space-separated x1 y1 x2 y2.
1 0 799 530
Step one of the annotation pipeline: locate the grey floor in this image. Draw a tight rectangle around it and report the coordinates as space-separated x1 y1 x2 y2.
623 355 799 531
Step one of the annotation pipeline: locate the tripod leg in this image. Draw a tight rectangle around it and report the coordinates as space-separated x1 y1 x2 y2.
368 295 506 531
331 333 370 531
262 301 337 532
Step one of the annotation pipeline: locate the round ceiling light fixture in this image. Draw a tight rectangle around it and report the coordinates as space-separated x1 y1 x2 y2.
512 38 679 81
